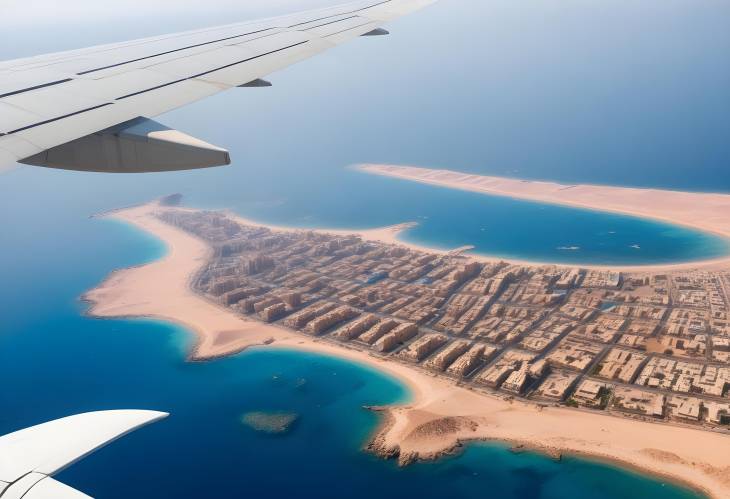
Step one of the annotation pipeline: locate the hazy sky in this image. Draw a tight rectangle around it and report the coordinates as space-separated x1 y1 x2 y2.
1 0 339 57
3 0 332 25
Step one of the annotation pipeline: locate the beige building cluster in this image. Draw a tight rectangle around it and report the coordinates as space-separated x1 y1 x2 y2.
160 210 730 429
594 348 646 383
534 371 579 401
546 336 603 371
636 358 730 397
572 380 611 408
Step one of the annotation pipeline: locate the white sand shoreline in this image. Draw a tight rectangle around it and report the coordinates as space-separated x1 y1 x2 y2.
83 201 730 499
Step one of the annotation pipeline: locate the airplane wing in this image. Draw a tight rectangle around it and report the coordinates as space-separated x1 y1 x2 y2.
0 410 168 498
0 0 436 173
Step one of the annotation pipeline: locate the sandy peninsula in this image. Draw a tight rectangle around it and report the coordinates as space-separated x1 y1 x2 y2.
84 200 730 499
359 164 730 271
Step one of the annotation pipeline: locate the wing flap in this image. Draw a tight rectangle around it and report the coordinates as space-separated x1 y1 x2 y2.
58 70 180 102
198 38 334 87
1 86 107 122
71 25 285 79
0 103 44 131
0 69 72 98
137 45 257 81
112 79 222 116
319 20 383 44
0 134 45 162
7 102 128 151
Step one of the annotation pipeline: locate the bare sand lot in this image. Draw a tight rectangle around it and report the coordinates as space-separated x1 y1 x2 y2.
84 201 730 498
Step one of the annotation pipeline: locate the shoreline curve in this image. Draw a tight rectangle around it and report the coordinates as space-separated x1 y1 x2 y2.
357 163 730 272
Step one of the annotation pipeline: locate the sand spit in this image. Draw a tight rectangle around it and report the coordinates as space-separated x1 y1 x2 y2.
359 163 730 272
84 201 730 498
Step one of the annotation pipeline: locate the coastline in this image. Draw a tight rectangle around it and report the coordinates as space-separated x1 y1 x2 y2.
357 163 730 272
365 405 720 498
225 210 729 274
84 200 730 499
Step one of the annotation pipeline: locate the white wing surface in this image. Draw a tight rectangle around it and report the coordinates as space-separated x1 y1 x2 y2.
0 0 436 172
0 410 168 498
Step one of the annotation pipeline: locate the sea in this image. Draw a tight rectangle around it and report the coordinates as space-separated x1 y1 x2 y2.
1 0 729 497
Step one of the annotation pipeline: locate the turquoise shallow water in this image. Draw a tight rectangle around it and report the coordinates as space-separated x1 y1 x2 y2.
222 170 730 266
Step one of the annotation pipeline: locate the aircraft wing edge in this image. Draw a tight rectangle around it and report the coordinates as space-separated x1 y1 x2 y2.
0 0 438 173
0 410 169 485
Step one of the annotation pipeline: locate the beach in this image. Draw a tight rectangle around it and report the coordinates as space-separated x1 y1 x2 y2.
85 201 730 499
358 164 730 271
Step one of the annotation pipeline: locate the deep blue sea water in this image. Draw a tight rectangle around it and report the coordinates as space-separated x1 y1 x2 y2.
1 0 729 496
